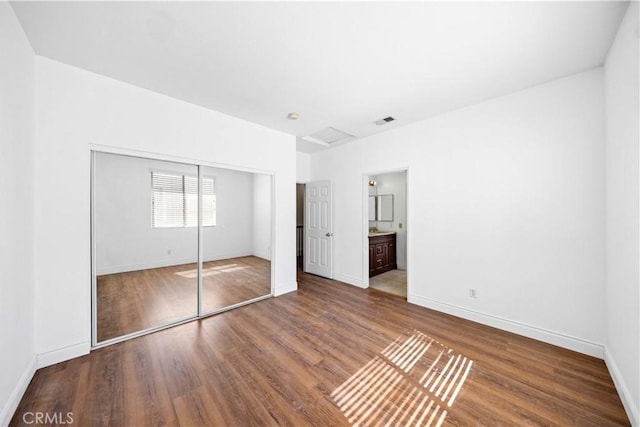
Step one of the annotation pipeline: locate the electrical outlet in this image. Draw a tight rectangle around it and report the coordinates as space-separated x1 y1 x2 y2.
399 223 403 228
167 249 172 255
469 288 477 298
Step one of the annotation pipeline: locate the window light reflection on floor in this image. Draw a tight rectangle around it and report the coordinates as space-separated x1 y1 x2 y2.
331 330 473 426
174 263 248 278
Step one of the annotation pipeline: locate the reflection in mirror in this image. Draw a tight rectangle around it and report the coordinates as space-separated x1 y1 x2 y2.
368 196 376 221
201 167 272 313
94 152 199 343
369 195 394 222
377 194 394 221
92 151 273 346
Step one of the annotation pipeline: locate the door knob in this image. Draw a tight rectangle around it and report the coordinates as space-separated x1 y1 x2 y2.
326 232 333 237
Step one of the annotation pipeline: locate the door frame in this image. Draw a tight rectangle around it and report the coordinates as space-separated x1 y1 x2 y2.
361 167 410 296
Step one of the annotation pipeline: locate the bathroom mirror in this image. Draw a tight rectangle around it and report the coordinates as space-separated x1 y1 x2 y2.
368 196 376 221
377 194 394 221
369 194 394 222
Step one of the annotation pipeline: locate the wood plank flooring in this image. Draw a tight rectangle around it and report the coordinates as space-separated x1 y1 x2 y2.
97 256 271 342
12 270 629 426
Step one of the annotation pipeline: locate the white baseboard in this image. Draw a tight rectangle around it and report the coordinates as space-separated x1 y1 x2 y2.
37 341 90 369
96 257 197 275
274 281 297 296
252 252 271 261
333 273 364 288
1 354 36 427
604 346 639 425
408 294 604 358
96 252 255 275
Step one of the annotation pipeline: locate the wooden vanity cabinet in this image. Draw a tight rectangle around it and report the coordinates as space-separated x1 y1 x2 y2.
369 233 397 277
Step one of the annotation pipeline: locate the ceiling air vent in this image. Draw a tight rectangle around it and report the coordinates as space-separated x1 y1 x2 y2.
306 127 355 145
375 116 395 126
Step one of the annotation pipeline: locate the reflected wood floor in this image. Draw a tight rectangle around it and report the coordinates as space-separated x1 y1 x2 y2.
97 256 270 342
13 271 629 426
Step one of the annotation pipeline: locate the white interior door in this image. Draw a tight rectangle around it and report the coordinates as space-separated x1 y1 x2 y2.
305 180 333 278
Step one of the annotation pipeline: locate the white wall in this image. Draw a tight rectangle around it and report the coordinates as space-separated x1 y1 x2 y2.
604 3 639 424
0 4 36 424
252 173 272 260
311 68 606 357
369 171 407 270
34 57 297 367
94 153 264 274
296 151 311 183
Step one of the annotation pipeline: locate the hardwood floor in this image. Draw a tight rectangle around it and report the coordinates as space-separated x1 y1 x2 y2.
13 270 629 426
97 256 271 342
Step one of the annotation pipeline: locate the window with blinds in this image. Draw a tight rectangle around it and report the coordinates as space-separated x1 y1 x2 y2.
151 172 216 228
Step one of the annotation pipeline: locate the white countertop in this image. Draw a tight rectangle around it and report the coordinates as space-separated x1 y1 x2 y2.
368 231 396 237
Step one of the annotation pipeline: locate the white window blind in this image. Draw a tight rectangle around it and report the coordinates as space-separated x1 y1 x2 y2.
151 172 216 228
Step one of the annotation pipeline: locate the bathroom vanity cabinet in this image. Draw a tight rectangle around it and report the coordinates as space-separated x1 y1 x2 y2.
369 233 397 277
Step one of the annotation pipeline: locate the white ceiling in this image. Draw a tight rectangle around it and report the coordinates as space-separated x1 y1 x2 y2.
11 1 628 153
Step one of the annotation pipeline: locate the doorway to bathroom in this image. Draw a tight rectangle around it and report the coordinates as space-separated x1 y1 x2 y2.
366 170 407 298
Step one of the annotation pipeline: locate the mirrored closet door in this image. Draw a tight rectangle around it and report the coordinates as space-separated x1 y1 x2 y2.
200 166 272 314
91 151 272 347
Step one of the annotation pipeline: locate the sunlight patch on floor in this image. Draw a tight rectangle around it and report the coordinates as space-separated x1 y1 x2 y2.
331 330 473 426
174 263 247 278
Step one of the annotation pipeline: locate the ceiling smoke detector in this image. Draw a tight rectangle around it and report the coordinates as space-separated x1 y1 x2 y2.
375 116 395 126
